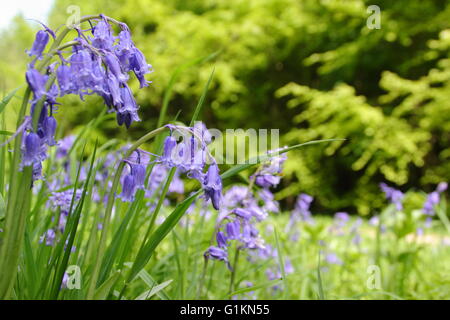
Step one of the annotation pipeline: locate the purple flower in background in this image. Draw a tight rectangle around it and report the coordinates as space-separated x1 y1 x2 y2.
56 135 75 159
293 193 314 222
255 175 281 189
265 257 294 291
168 169 185 194
49 189 82 213
325 253 343 265
369 215 379 227
145 163 185 201
335 212 349 224
423 182 447 216
380 183 404 211
252 151 287 189
437 182 448 193
221 186 250 208
39 229 56 246
330 212 349 235
258 189 279 213
203 148 287 272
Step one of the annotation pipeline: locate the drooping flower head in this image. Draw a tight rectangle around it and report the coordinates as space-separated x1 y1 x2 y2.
21 15 153 181
27 30 50 59
252 149 287 189
156 123 222 210
423 182 447 216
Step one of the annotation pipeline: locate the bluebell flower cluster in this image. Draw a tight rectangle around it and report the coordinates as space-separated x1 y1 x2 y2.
22 15 152 180
379 183 404 211
285 193 314 241
117 123 222 210
416 182 448 235
422 182 447 216
329 212 350 236
205 152 286 267
158 123 222 210
251 151 287 188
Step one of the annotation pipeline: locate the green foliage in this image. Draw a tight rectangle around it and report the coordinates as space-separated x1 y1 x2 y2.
0 0 449 213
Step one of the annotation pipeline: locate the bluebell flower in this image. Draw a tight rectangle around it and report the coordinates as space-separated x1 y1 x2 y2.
49 189 82 213
27 30 49 59
216 231 228 248
423 182 447 216
380 183 404 211
116 85 140 128
39 229 56 246
130 163 147 189
293 193 314 222
21 17 153 181
232 208 252 220
56 135 75 159
56 64 73 95
203 163 222 210
26 68 51 102
90 18 115 50
205 246 228 263
22 132 41 167
325 253 343 265
258 189 279 213
252 151 287 188
104 51 129 84
119 174 136 202
335 212 349 224
226 220 241 240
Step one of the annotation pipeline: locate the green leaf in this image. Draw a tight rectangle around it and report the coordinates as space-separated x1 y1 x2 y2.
317 251 326 300
135 279 173 300
222 279 282 299
127 191 200 283
189 67 215 126
49 141 98 299
221 139 344 180
0 193 5 221
123 262 171 300
274 228 287 297
157 51 220 128
93 271 121 300
98 197 141 285
0 87 21 114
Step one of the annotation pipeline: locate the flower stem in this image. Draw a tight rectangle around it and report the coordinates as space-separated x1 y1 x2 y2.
228 246 241 296
197 258 209 299
86 126 167 299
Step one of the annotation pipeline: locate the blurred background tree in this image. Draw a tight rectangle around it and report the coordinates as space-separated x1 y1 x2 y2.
1 0 449 214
